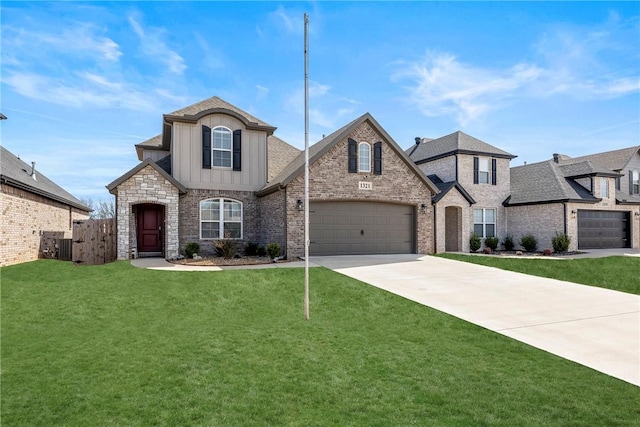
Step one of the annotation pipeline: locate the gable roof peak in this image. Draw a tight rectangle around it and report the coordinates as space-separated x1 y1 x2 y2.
410 129 516 163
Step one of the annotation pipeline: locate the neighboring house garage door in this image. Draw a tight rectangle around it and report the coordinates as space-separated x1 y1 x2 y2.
577 210 630 249
309 201 414 255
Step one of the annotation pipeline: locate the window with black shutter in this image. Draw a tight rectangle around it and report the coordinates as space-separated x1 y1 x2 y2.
202 125 212 169
373 142 382 175
348 138 357 173
491 158 497 185
232 130 242 171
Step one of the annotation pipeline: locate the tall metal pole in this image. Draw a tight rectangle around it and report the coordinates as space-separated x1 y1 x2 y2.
304 13 310 320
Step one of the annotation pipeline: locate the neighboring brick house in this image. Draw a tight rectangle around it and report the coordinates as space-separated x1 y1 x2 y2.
407 132 516 253
506 150 640 251
1 146 91 266
107 97 437 260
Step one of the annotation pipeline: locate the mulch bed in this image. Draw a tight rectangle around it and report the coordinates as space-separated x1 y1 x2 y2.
170 256 291 266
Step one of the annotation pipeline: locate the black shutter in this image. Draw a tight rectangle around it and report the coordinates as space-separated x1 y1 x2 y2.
233 130 242 171
373 142 382 175
202 125 211 169
630 170 634 195
348 138 357 173
491 158 497 185
473 157 479 184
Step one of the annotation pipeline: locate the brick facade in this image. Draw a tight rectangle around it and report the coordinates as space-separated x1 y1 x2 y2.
433 189 472 253
283 121 434 258
179 189 260 256
0 184 89 266
259 189 287 250
114 165 181 260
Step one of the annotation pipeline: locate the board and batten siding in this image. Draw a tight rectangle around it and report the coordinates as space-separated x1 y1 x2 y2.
620 151 640 195
171 114 268 191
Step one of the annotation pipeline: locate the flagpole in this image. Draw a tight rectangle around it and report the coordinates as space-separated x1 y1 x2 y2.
304 13 310 320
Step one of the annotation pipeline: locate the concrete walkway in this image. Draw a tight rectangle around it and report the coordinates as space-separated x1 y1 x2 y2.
311 254 640 387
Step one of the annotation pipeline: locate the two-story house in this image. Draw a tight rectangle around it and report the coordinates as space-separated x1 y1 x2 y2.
107 96 438 260
407 132 516 253
506 149 640 251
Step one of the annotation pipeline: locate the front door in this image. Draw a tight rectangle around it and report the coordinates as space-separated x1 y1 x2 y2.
137 204 164 255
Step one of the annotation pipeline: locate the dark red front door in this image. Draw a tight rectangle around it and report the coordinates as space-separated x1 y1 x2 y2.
137 204 164 254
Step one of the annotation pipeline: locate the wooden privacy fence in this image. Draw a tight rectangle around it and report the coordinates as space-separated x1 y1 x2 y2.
72 219 116 265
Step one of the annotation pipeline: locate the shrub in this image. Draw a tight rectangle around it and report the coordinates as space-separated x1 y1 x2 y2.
520 234 538 252
244 241 261 256
502 235 515 251
552 232 571 253
484 236 500 251
215 239 237 259
266 243 282 259
184 242 200 259
469 233 481 252
257 245 267 257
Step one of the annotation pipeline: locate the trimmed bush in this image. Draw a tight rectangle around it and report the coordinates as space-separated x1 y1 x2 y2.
469 233 481 253
552 232 571 253
215 239 237 259
520 234 538 252
484 236 500 251
244 241 262 257
266 243 282 259
502 235 515 251
184 242 200 259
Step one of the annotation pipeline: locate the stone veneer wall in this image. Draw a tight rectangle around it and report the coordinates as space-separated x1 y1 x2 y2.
179 189 260 256
0 184 88 266
284 121 434 258
433 189 472 253
114 165 180 260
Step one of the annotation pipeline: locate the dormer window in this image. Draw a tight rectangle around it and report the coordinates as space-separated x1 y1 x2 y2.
473 157 497 185
600 178 608 198
358 142 371 172
212 126 232 168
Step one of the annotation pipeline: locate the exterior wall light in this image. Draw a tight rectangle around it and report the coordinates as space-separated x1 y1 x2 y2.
296 199 304 211
420 203 427 213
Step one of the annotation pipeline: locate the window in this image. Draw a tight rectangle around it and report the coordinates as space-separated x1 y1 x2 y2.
478 158 490 184
474 208 496 238
358 142 371 172
200 198 242 239
600 178 608 198
634 170 639 195
212 126 232 168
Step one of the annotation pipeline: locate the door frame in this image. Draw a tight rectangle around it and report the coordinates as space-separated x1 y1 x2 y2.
135 203 166 257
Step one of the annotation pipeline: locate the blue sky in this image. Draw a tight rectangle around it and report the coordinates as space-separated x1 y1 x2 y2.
1 1 639 202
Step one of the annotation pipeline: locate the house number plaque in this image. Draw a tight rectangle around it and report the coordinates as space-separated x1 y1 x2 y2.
358 181 372 190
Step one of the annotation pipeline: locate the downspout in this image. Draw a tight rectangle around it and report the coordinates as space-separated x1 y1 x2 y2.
432 200 437 254
283 187 288 258
563 203 568 235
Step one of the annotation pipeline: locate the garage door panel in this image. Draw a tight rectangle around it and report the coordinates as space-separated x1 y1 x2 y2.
310 201 414 255
578 210 630 249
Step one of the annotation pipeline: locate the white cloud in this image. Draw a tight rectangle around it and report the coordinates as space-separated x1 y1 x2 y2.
269 5 300 34
128 15 187 75
393 52 542 125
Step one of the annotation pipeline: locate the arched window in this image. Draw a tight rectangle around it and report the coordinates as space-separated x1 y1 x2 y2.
200 198 243 239
358 142 371 172
212 126 232 167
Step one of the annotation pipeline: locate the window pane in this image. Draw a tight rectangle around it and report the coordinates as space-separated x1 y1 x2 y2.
474 224 484 237
213 128 231 150
202 222 219 239
224 201 242 221
213 150 231 167
479 171 489 184
223 222 241 239
485 209 496 223
600 179 608 197
473 209 483 223
479 158 489 172
358 143 370 172
201 200 220 221
485 224 495 238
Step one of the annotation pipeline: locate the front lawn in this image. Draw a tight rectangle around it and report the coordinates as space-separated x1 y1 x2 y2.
2 260 638 425
437 254 640 295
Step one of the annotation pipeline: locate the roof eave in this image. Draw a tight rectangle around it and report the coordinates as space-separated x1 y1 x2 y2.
0 175 91 212
163 109 277 135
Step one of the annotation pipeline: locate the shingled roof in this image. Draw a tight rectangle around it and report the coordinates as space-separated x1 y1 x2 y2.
257 113 438 196
0 146 91 212
557 146 640 171
507 160 606 206
409 131 516 164
267 135 301 182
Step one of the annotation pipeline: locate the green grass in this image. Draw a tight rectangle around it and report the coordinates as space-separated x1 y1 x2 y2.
437 254 640 295
2 260 639 426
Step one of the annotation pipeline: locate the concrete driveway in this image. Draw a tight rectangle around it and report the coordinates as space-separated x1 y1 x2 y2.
311 254 640 387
